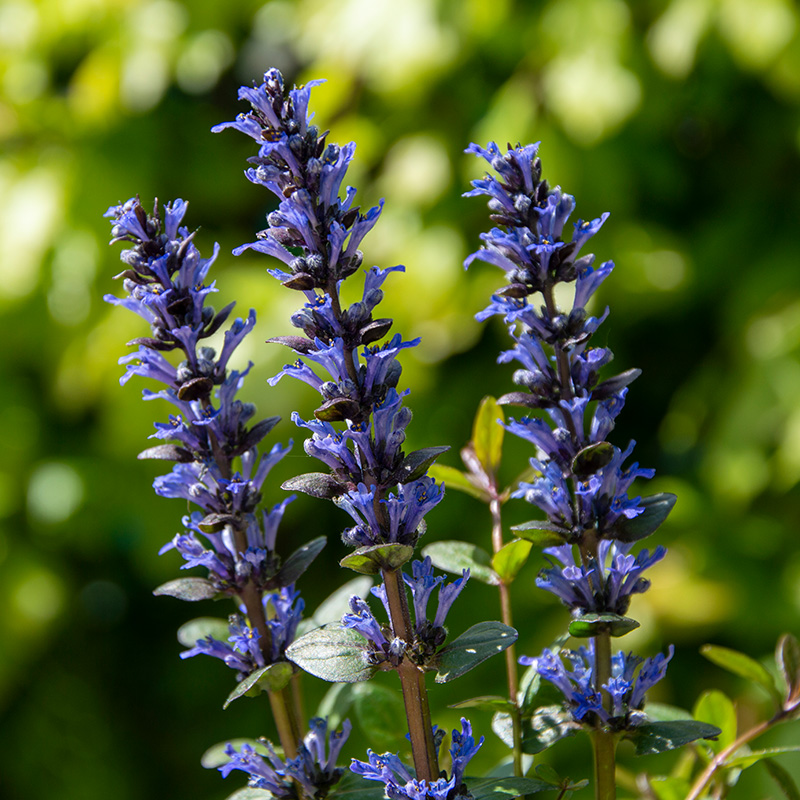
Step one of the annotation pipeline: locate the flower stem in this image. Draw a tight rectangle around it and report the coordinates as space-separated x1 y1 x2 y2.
381 567 440 782
592 629 616 800
685 712 787 800
489 496 523 776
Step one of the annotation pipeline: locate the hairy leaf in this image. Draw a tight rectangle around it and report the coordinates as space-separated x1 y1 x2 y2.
568 612 640 638
764 758 800 800
153 577 219 601
276 536 326 585
610 493 677 542
449 695 516 713
177 617 230 647
626 720 721 755
223 662 294 708
432 622 517 683
777 633 800 706
286 624 375 683
339 543 414 575
422 540 499 585
467 776 550 799
397 446 450 483
282 472 345 499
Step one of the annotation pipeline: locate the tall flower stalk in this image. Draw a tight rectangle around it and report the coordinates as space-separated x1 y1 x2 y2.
212 68 510 788
103 196 352 795
463 141 683 799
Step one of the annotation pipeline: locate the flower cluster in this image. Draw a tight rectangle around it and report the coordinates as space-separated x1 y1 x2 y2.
520 643 674 728
342 557 470 665
214 68 446 551
465 142 676 727
182 586 304 677
221 718 352 799
351 718 483 800
104 198 317 597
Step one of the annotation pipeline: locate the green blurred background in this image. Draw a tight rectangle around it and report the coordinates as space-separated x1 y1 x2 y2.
2 0 800 797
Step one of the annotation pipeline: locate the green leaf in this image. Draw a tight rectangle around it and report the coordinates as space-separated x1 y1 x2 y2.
397 445 450 483
153 577 219 601
625 720 721 755
223 662 294 709
177 616 231 647
432 621 517 683
285 624 375 683
644 702 695 722
571 441 614 476
449 695 516 713
472 396 504 475
510 521 567 548
282 472 344 498
428 464 488 501
609 492 677 542
567 612 640 638
647 777 692 800
726 746 800 770
339 543 414 574
764 758 800 800
422 540 499 585
523 705 579 754
777 633 800 705
225 788 274 800
467 776 550 799
491 539 532 584
316 683 356 730
700 644 781 705
532 764 561 786
312 576 373 627
329 770 389 800
693 690 737 752
276 536 326 585
352 682 406 749
201 738 269 768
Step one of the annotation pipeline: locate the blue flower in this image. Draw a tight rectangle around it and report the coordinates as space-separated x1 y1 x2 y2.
519 642 674 728
350 718 482 800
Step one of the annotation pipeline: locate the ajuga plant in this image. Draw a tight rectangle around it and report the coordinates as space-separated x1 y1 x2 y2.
104 68 800 800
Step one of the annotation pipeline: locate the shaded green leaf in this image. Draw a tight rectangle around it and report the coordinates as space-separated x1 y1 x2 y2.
472 396 504 475
726 746 800 770
693 690 737 752
428 464 488 501
282 472 344 499
467 776 550 799
532 764 561 786
397 445 450 483
153 577 219 602
330 770 389 800
764 758 800 800
626 720 721 755
568 612 640 638
177 616 231 647
701 644 781 705
610 493 677 542
491 539 532 584
339 543 414 575
223 662 293 708
316 683 356 731
644 702 695 722
777 633 800 705
647 777 692 800
276 536 326 585
449 695 516 713
286 624 375 683
225 788 274 800
571 441 614 476
312 576 373 627
422 540 499 585
353 682 406 749
432 622 517 683
510 523 567 548
523 705 579 754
